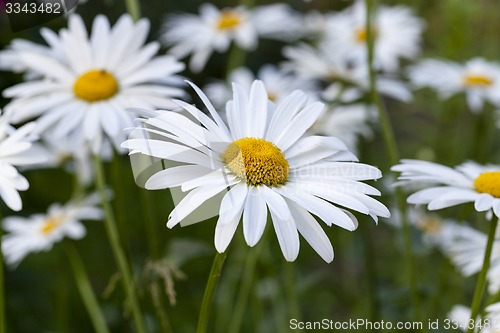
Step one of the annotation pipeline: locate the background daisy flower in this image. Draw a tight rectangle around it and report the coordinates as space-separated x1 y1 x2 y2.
392 159 500 219
161 3 300 72
123 80 390 262
408 58 500 112
1 192 104 266
323 0 424 72
204 64 318 108
0 111 47 211
1 14 185 154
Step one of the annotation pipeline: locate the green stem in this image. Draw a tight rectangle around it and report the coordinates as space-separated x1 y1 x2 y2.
365 0 420 321
92 155 147 333
0 209 5 333
226 45 246 78
283 263 302 324
228 243 262 333
197 252 228 333
466 218 498 333
140 189 160 259
63 242 110 333
360 222 379 321
124 0 141 21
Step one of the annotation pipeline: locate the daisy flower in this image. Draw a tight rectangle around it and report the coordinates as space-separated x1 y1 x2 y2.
161 3 300 72
312 103 374 153
1 14 185 154
392 160 500 219
408 58 500 112
433 220 500 295
123 80 390 262
1 192 104 266
204 65 319 108
323 0 424 72
283 43 412 102
0 111 47 211
448 303 500 332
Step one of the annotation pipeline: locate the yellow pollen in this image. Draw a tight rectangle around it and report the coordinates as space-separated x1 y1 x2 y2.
222 137 289 187
474 172 500 198
217 10 241 31
463 74 493 87
40 215 65 235
417 217 442 235
354 27 376 43
73 70 119 102
268 91 277 102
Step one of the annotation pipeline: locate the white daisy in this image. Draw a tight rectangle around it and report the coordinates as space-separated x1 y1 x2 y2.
37 130 112 186
392 160 500 219
312 103 374 153
1 192 104 266
323 0 424 72
123 80 390 262
448 303 500 332
161 3 300 72
435 221 500 295
1 14 186 154
0 111 47 211
408 58 500 112
283 43 412 102
204 65 319 108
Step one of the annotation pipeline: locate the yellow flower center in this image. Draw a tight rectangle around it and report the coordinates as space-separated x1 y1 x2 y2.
222 138 289 187
73 70 119 102
268 91 277 102
217 10 241 31
463 74 493 87
40 215 65 235
355 27 376 43
474 172 500 198
417 217 442 235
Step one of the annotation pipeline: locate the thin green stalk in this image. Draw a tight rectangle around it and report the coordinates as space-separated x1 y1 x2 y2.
0 209 5 333
92 155 147 333
365 0 420 321
197 252 228 333
360 222 379 321
139 189 160 259
124 0 141 21
228 242 263 333
64 242 110 333
283 263 302 324
466 218 498 333
226 45 246 77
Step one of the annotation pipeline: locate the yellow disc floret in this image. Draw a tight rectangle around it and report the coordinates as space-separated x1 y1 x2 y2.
74 70 119 102
464 74 493 87
40 215 64 235
474 171 500 198
354 27 376 43
217 10 241 31
222 138 289 187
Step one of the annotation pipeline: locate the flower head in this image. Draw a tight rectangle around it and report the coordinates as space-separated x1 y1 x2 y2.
123 80 389 262
2 192 104 266
323 1 424 72
392 159 500 219
0 111 47 211
1 14 185 154
162 4 300 72
408 58 500 112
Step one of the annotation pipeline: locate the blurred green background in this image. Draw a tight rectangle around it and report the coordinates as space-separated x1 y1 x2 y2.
1 0 500 332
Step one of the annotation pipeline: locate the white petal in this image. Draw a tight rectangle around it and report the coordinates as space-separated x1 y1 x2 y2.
475 193 495 212
242 187 267 247
274 102 324 151
270 201 299 262
287 200 334 263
